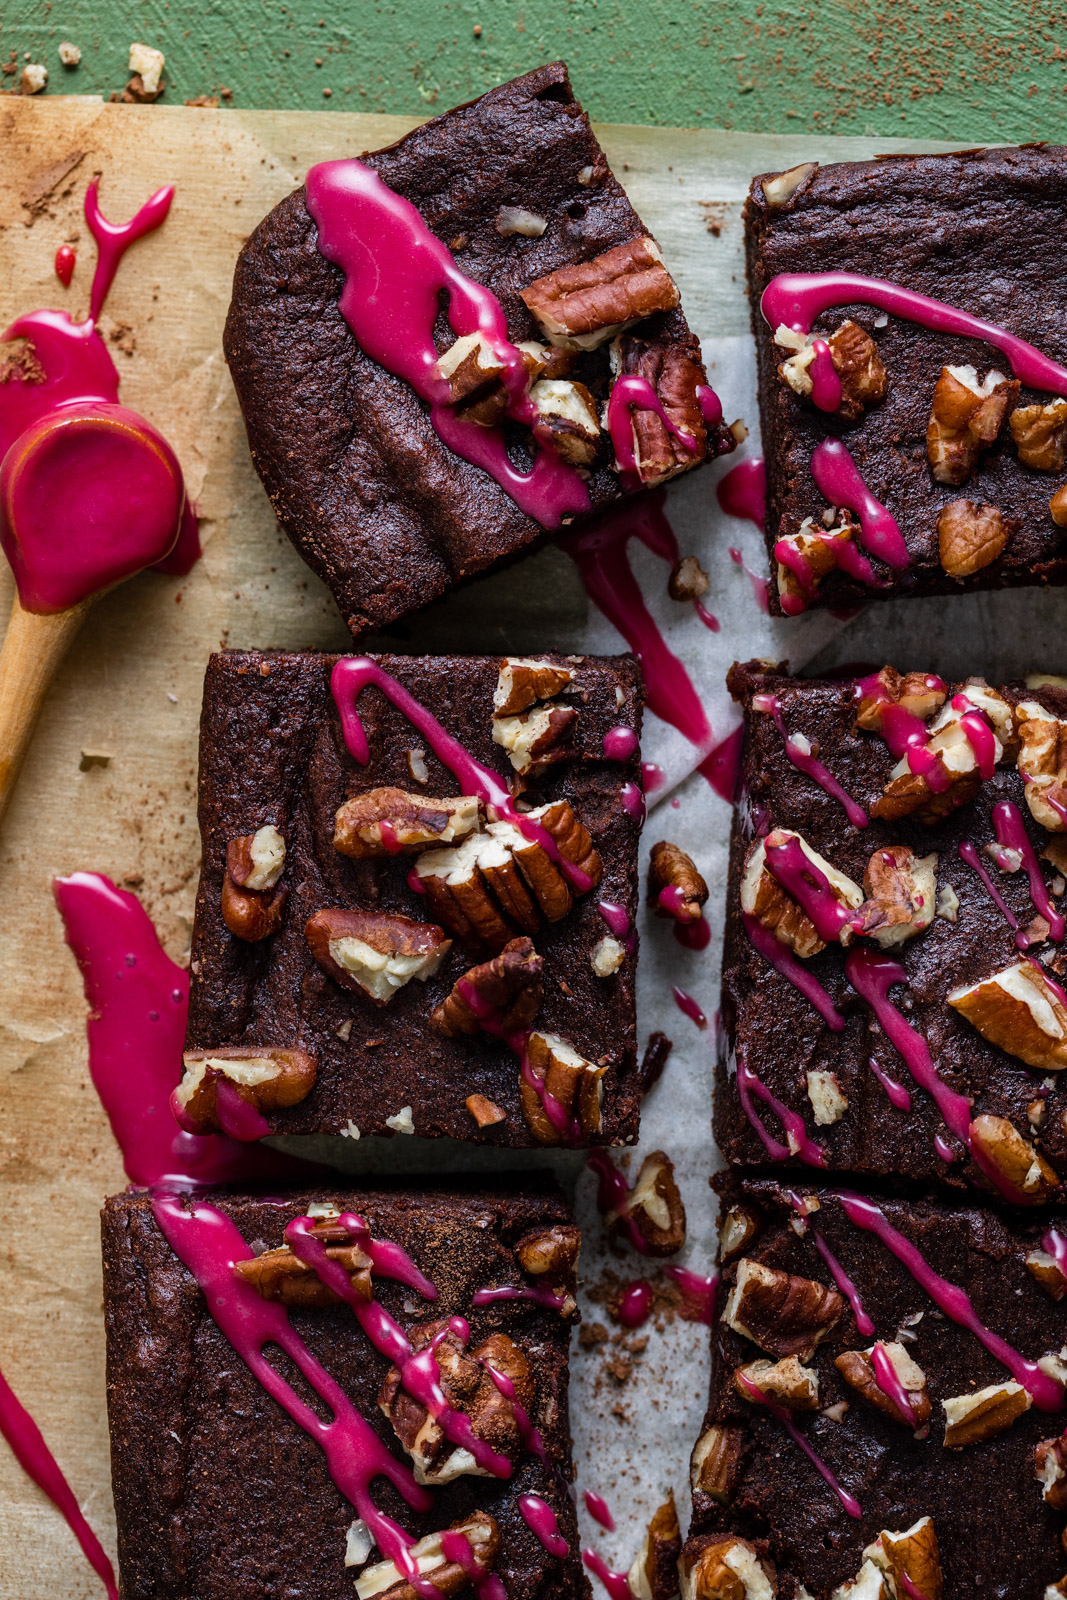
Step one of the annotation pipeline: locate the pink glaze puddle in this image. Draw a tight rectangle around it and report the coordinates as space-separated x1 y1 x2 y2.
717 458 766 529
583 1548 633 1600
0 1369 118 1598
752 693 868 829
994 800 1066 941
663 1265 717 1324
809 339 842 412
603 724 639 761
518 1494 569 1558
735 1054 826 1167
735 1371 861 1517
617 1281 654 1328
959 840 1020 936
741 911 846 1031
54 244 76 287
836 1192 1064 1410
304 158 588 527
762 271 1067 395
606 373 700 488
811 1231 874 1336
868 1056 912 1112
727 545 770 612
870 1340 919 1427
672 986 707 1028
0 177 196 613
583 1491 615 1532
587 1150 649 1254
810 439 908 570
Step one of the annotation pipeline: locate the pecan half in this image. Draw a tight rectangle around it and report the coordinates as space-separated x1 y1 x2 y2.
627 1492 682 1600
926 365 1018 485
778 319 886 421
493 657 575 717
415 835 518 950
1016 699 1067 832
519 1031 606 1144
234 1218 372 1307
649 840 708 924
966 1112 1060 1203
735 1354 819 1411
519 235 680 350
851 845 938 948
530 378 601 466
943 1380 1031 1447
689 1424 743 1506
524 799 603 890
354 1512 500 1600
1037 1435 1067 1508
1010 399 1067 471
492 704 578 775
333 788 481 858
222 824 287 941
1052 486 1067 527
611 332 710 485
834 1343 931 1428
937 499 1014 578
305 909 451 1004
865 1518 943 1600
855 666 947 734
680 1536 776 1600
949 960 1067 1073
723 1258 843 1360
605 1150 686 1256
379 1323 534 1485
174 1046 317 1134
430 937 543 1038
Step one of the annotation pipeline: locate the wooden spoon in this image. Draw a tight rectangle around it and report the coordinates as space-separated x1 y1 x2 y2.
0 593 92 827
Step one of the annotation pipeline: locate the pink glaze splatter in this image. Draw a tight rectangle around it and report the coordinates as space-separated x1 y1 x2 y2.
603 724 639 761
836 1192 1065 1409
752 693 868 828
742 912 845 1031
811 1232 874 1336
994 800 1066 941
583 1491 615 1532
735 1054 826 1167
727 545 770 611
518 1494 569 1558
735 1371 862 1517
472 1282 572 1312
620 781 646 822
672 986 707 1028
618 1281 654 1327
305 159 588 527
868 1056 912 1112
694 598 720 631
810 439 909 569
663 1265 717 1324
808 339 842 412
870 1341 920 1428
583 1548 633 1600
597 901 632 944
717 458 766 529
53 244 76 287
934 1134 957 1165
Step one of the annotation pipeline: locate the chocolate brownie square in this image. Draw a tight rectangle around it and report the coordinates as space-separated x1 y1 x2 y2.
683 1177 1067 1600
224 61 734 636
180 649 644 1147
745 146 1067 615
102 1182 584 1600
716 659 1067 1202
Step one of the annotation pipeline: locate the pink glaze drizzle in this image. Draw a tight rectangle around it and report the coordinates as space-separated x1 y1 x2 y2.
1043 1228 1067 1276
606 374 700 487
583 1549 633 1600
837 1192 1064 1410
617 1281 654 1328
868 1056 912 1112
603 725 639 761
727 545 771 612
934 1134 957 1165
774 526 880 615
472 1282 572 1312
583 1491 615 1532
752 693 869 828
735 1372 862 1517
518 1494 569 1559
698 724 744 803
304 159 588 527
54 244 76 287
0 1369 118 1598
597 900 633 943
742 911 845 1031
994 801 1065 941
808 339 842 412
588 1150 649 1254
959 840 1020 935
763 832 858 943
810 439 909 570
672 986 708 1028
735 1053 826 1166
811 1232 874 1336
663 1265 717 1324
762 272 1067 396
717 458 766 529
870 1341 919 1428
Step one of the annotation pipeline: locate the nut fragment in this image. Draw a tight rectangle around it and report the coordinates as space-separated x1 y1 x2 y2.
519 235 680 350
689 1424 744 1505
493 657 575 716
592 935 626 977
530 378 601 466
865 1517 943 1600
719 1206 761 1265
965 1112 1060 1202
627 1492 682 1600
679 1535 776 1600
942 1379 1031 1446
524 799 603 891
465 1093 506 1128
937 499 1013 579
854 667 947 734
606 1150 687 1256
734 1354 819 1411
806 1069 848 1126
926 365 1018 486
354 1512 501 1600
519 1031 606 1144
649 840 709 924
234 1219 372 1307
1051 486 1067 527
222 824 288 941
492 704 578 774
436 332 515 425
669 556 710 601
949 960 1067 1072
174 1046 317 1134
1037 1435 1067 1508
430 937 543 1038
1016 699 1067 832
380 1324 534 1486
334 789 480 858
834 1343 931 1428
128 42 165 96
851 845 938 948
611 332 710 485
723 1258 843 1360
516 1223 581 1279
20 63 48 94
1026 1247 1067 1300
495 205 547 238
305 909 451 1004
1010 400 1067 471
761 161 818 206
58 42 82 66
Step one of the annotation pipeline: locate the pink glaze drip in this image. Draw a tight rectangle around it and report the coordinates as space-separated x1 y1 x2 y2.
698 724 744 803
583 1548 633 1600
587 1150 649 1254
583 1491 615 1532
694 598 720 631
959 840 1019 934
663 1265 717 1324
85 178 175 324
152 495 202 577
934 1134 957 1164
672 986 707 1029
642 762 665 794
854 672 953 790
472 1282 571 1312
597 900 632 941
617 1281 653 1328
868 1056 912 1112
331 657 593 894
735 1054 826 1166
0 1369 118 1598
54 244 76 287
808 339 842 412
480 1359 545 1461
520 1051 581 1144
774 527 880 615
518 1494 569 1559
605 373 700 488
837 1192 1064 1410
407 866 428 894
697 384 724 428
1042 1228 1067 1276
742 911 845 1031
951 693 997 779
810 439 909 570
657 883 698 924
673 912 711 951
899 1578 930 1600
994 800 1066 941
870 1340 919 1428
762 271 1067 396
603 724 639 761
735 1372 862 1517
811 1232 874 1336
717 458 766 529
304 159 588 527
753 693 869 829
727 544 771 611
763 832 858 943
213 1077 271 1141
620 781 646 822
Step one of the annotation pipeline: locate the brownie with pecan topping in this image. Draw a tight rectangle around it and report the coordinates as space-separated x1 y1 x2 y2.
717 659 1067 1200
225 61 734 637
102 1182 583 1600
182 648 644 1147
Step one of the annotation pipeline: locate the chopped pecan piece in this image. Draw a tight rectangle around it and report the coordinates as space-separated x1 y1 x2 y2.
437 332 510 426
1016 699 1067 831
483 819 571 923
806 1068 848 1126
689 1424 743 1506
605 1150 687 1256
668 555 710 601
465 1093 506 1128
680 1536 776 1600
524 799 603 890
1052 485 1067 527
379 1324 534 1485
492 704 578 774
1010 399 1067 471
834 1343 931 1428
937 499 1014 578
1037 1435 1067 1509
430 937 543 1038
943 1380 1031 1447
775 514 862 613
723 1258 843 1360
871 682 1011 822
611 332 712 485
778 319 886 421
649 839 708 924
719 1205 761 1264
926 364 1019 485
966 1112 1060 1203
530 378 601 466
354 1512 500 1600
234 1218 372 1307
174 1046 317 1134
515 1222 581 1278
734 1354 819 1411
949 960 1067 1072
519 1031 606 1144
854 666 947 734
333 788 481 858
852 845 938 948
1026 1247 1067 1300
222 824 288 941
493 657 575 716
627 1492 682 1600
740 830 862 957
519 235 680 350
305 909 451 1004
864 1517 943 1600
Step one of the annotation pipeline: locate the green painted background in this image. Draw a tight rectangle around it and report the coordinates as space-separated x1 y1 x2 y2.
3 0 1067 141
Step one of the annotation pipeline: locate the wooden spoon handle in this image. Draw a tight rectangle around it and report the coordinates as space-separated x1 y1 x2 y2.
0 592 92 829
